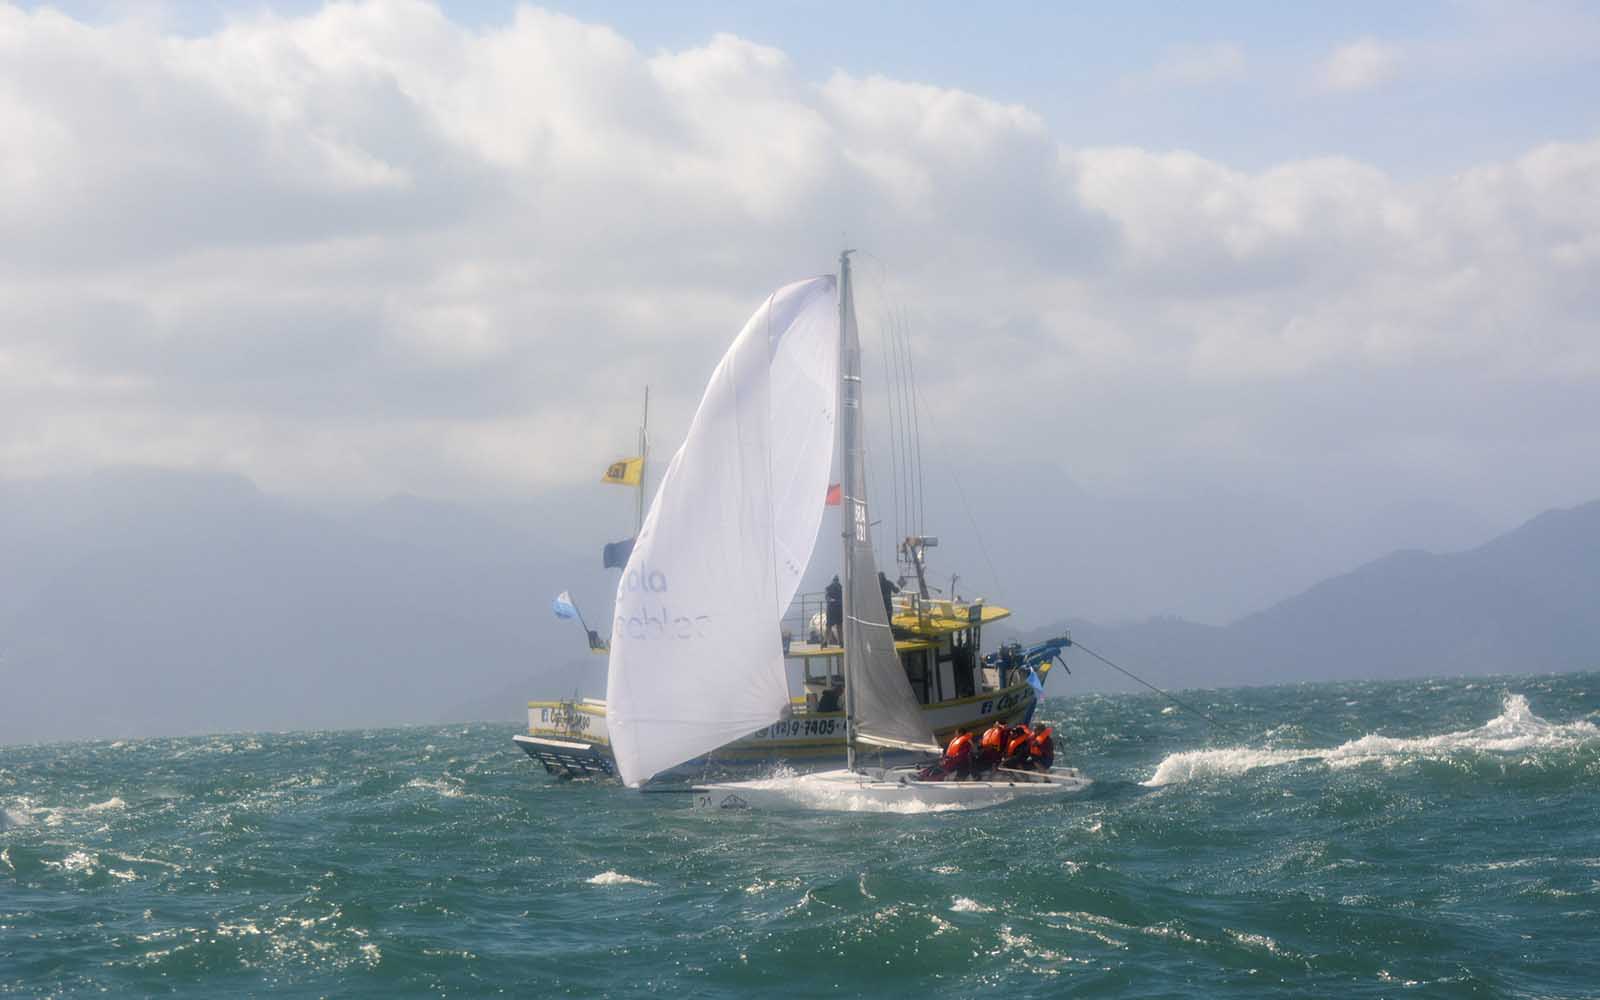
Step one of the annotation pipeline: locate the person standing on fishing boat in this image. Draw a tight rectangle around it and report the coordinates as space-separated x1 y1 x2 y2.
824 575 842 646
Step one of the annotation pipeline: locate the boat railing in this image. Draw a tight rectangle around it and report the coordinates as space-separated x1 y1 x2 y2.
781 591 828 648
780 585 921 646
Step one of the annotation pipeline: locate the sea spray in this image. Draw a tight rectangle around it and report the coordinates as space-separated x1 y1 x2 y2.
1143 692 1598 786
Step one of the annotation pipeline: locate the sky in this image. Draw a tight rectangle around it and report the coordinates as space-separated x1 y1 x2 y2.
4 1 1600 571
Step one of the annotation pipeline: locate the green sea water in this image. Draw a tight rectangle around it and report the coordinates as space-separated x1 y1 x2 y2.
4 672 1598 997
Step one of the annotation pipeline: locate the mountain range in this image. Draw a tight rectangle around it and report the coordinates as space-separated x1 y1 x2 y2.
1013 499 1600 693
2 467 1595 744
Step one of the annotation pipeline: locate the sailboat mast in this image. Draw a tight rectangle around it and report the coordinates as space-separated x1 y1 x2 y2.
636 386 649 534
837 251 858 773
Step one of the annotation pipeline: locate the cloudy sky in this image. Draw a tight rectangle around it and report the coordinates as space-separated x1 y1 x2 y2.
4 1 1599 548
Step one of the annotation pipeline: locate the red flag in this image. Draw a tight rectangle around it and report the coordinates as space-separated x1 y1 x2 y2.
825 483 841 506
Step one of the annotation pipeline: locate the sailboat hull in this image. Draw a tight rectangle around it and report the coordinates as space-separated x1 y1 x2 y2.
691 765 1093 812
520 681 1040 781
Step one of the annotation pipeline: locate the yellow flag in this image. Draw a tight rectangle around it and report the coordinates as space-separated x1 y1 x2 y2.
601 456 644 487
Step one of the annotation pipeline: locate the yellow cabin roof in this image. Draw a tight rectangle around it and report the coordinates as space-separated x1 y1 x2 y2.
894 601 1011 636
784 600 1010 659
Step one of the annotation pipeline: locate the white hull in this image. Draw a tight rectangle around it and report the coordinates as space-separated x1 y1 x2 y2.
691 765 1093 813
522 680 1040 781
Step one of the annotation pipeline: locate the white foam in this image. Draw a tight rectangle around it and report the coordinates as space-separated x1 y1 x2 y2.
404 778 463 799
586 871 656 887
1146 747 1311 786
109 851 182 871
950 896 994 913
712 774 1006 814
49 850 98 874
1226 929 1290 957
1144 694 1598 787
85 797 126 813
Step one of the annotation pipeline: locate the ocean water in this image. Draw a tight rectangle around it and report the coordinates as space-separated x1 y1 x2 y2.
3 672 1598 998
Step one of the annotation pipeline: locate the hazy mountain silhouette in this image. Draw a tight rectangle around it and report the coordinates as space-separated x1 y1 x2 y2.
0 468 1588 744
1015 499 1600 693
0 469 603 744
897 458 1498 627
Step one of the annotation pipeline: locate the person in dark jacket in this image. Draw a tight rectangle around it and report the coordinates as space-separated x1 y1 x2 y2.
878 571 899 621
816 681 843 713
824 575 842 645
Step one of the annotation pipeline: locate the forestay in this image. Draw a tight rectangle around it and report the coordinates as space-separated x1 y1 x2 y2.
607 275 839 787
837 258 939 754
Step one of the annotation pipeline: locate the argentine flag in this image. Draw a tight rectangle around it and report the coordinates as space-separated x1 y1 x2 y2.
551 591 580 621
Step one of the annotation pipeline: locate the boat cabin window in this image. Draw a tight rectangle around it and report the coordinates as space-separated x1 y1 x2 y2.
798 654 842 711
951 628 977 698
901 648 931 705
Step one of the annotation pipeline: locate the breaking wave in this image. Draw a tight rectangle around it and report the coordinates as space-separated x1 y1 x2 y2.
587 871 656 887
1145 694 1598 787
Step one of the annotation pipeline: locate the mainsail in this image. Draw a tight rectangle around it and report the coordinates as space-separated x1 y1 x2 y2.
837 255 939 755
607 276 839 787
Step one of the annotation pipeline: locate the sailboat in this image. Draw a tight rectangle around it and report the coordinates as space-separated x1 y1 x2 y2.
605 252 1091 810
517 272 1067 783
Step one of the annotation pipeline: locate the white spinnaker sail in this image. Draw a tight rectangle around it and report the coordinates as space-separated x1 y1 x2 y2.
767 279 841 614
607 275 839 787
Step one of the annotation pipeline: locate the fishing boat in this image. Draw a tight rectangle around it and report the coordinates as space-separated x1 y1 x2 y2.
517 255 1089 806
515 595 1063 781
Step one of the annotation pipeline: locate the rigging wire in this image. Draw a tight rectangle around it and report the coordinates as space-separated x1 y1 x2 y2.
1069 639 1350 746
896 308 921 550
855 250 992 594
878 306 903 571
858 249 914 577
901 307 926 537
1069 640 1223 728
908 377 1007 602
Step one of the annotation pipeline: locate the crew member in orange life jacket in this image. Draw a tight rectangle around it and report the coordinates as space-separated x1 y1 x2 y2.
928 728 975 781
976 721 1007 776
1002 723 1033 770
1029 726 1056 770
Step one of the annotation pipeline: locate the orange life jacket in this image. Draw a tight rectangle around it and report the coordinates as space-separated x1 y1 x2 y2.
942 732 974 767
979 723 1006 752
1029 727 1054 757
1006 726 1033 757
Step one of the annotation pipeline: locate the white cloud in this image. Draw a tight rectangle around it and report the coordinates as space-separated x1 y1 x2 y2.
1 0 1598 520
1317 37 1403 93
1143 41 1247 89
